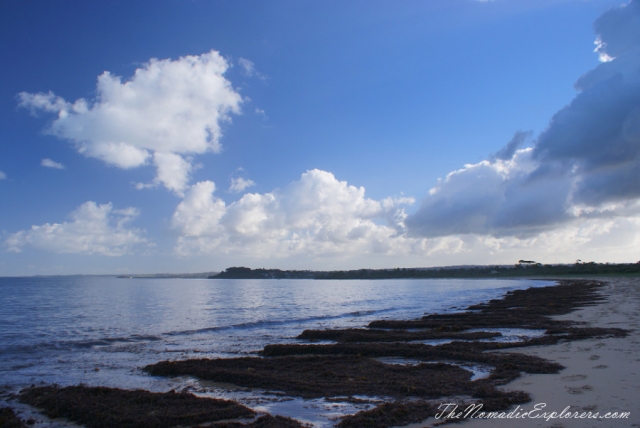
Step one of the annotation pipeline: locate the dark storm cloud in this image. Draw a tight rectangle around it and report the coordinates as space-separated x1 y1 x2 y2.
533 0 640 205
406 0 640 238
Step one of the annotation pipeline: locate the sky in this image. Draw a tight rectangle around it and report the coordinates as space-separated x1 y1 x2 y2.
1 0 639 275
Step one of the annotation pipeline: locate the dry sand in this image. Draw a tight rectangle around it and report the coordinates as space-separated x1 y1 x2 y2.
423 277 640 428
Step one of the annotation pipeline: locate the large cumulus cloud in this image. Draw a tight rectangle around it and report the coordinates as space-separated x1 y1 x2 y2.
406 0 640 239
171 169 414 259
18 50 242 195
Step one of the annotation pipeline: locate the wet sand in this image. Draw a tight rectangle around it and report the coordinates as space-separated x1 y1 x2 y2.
446 277 640 428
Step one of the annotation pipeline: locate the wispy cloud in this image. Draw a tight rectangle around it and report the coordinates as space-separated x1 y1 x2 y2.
5 202 147 256
18 51 243 196
238 58 255 76
41 158 65 169
0 171 6 180
238 58 266 80
255 108 267 120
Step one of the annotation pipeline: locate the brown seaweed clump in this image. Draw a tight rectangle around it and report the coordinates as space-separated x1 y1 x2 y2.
367 280 610 331
146 356 475 399
297 328 501 343
144 355 534 427
0 407 29 428
18 385 257 428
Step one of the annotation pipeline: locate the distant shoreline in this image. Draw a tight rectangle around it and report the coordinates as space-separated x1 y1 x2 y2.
209 262 640 280
3 262 638 279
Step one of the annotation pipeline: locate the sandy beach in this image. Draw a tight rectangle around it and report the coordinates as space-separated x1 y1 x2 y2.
439 277 640 428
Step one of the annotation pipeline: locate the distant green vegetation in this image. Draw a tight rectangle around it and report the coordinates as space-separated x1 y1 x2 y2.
211 261 640 280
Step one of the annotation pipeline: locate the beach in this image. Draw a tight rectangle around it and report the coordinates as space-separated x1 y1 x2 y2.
2 277 638 427
449 277 640 428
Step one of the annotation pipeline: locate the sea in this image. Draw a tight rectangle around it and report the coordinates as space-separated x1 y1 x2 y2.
0 276 552 426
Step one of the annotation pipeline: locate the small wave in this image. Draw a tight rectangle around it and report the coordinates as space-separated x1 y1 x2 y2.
69 334 163 348
466 328 546 343
0 334 163 355
164 308 398 337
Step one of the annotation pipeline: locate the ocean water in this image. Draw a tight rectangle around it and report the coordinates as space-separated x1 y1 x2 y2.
0 276 551 426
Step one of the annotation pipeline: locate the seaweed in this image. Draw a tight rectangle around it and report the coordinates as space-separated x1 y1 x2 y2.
0 407 29 428
146 356 475 399
18 385 256 428
297 328 500 342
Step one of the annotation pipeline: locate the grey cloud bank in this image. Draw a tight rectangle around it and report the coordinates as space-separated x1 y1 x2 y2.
406 0 640 239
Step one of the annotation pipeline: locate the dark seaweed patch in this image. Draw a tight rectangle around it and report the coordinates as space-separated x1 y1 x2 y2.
368 280 610 331
297 328 500 342
18 385 256 428
145 356 474 399
0 407 29 428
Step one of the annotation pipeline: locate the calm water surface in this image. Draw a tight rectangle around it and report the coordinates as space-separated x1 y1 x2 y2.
0 276 551 426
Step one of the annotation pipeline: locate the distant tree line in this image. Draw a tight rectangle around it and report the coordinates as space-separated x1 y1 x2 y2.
210 261 640 280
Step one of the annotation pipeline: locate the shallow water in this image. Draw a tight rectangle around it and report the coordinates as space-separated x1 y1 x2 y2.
0 276 551 426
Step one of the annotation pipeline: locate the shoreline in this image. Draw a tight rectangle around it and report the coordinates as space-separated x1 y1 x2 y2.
453 277 640 427
3 278 635 427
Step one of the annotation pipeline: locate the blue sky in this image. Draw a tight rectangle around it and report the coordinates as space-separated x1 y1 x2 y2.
1 0 639 275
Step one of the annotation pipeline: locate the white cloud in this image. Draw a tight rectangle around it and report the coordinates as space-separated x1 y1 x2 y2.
409 215 640 265
172 169 414 259
255 108 267 119
172 180 227 239
238 58 266 80
594 37 614 63
238 58 255 76
152 152 193 196
229 176 256 193
0 171 6 180
18 50 242 194
467 215 640 264
41 158 65 169
5 202 147 256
